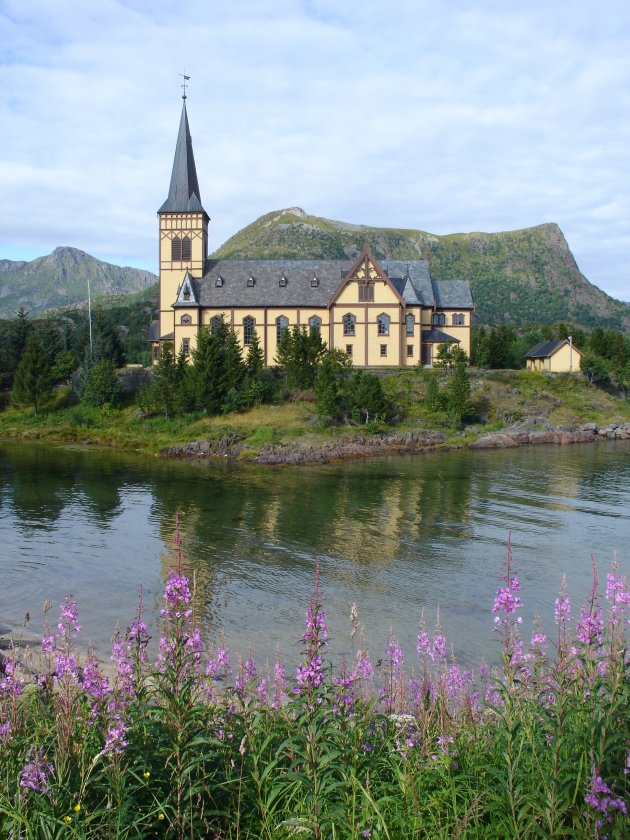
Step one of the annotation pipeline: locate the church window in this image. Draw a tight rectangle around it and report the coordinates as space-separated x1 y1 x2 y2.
247 275 255 287
452 313 465 326
243 316 255 346
380 344 387 357
279 276 288 287
343 313 356 336
377 313 390 336
210 315 223 334
180 314 191 325
346 344 353 357
182 338 190 357
276 315 289 343
309 315 321 333
171 236 182 261
359 282 374 302
433 313 446 327
407 344 414 358
181 236 191 261
406 313 415 335
182 284 191 301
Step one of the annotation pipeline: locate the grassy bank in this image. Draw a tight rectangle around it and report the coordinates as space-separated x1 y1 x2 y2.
1 531 628 838
0 370 628 460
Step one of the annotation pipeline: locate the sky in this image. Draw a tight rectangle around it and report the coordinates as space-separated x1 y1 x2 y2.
1 0 629 302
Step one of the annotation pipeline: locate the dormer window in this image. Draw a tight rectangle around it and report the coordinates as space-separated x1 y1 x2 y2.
183 285 191 301
279 276 288 288
247 276 255 287
311 276 319 288
215 276 224 288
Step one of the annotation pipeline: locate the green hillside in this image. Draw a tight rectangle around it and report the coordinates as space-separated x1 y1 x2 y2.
212 209 630 332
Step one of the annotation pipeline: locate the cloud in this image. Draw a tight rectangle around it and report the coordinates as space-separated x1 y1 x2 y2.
0 0 629 300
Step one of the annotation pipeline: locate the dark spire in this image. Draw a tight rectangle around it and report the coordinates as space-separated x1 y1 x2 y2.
158 101 206 214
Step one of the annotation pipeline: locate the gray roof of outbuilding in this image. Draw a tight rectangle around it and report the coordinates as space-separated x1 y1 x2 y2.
147 321 161 341
525 339 566 358
158 102 207 215
194 258 473 309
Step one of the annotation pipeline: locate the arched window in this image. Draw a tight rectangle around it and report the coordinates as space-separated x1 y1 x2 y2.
452 313 465 326
180 314 192 325
308 315 321 333
243 316 255 346
210 315 223 334
433 313 446 327
343 313 356 337
171 235 191 261
276 315 289 344
405 313 415 335
377 313 390 336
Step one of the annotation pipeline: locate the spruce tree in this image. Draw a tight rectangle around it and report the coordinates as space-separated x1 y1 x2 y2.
151 344 179 419
447 359 472 428
246 330 264 377
11 332 53 416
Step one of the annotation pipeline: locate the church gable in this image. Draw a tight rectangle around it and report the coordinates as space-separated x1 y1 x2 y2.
173 271 199 306
328 244 405 307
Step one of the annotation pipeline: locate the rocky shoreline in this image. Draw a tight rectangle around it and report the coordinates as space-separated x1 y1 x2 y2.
159 421 630 466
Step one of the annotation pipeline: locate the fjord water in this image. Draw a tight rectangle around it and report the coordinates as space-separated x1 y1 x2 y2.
1 441 628 667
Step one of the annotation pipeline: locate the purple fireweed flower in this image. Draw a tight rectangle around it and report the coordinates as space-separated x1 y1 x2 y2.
41 634 55 654
206 646 232 679
20 750 53 796
103 695 128 755
256 674 269 706
58 597 80 637
81 654 110 722
530 629 547 654
111 631 135 698
432 634 446 662
272 658 287 709
295 567 328 694
355 648 374 680
385 639 404 671
161 573 193 621
0 721 12 743
0 653 24 699
416 630 431 658
584 769 628 824
576 604 604 647
492 577 522 620
244 654 257 681
445 664 472 704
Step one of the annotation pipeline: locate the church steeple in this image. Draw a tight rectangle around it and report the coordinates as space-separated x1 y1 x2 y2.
158 100 206 215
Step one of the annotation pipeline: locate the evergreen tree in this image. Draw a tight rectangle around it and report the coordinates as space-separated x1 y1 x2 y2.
315 349 352 420
246 330 264 377
81 359 122 407
349 371 389 423
11 332 53 416
423 372 445 413
191 324 228 414
224 329 246 396
151 344 179 419
447 359 472 428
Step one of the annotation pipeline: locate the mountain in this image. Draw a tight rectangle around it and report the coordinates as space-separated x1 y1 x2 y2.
212 208 630 332
0 246 157 319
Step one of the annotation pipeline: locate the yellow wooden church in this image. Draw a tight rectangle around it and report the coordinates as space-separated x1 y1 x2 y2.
149 101 473 367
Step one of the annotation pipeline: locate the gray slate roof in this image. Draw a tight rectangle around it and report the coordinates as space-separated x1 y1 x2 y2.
158 102 207 215
421 328 460 343
525 339 567 358
193 259 473 309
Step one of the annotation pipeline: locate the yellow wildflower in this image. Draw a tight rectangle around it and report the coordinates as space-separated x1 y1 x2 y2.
73 804 81 812
158 813 165 821
143 771 151 779
63 815 72 823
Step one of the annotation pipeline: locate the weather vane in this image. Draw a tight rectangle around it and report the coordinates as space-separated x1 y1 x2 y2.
180 72 190 100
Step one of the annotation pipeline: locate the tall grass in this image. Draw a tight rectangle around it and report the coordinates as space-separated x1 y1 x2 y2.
1 527 627 838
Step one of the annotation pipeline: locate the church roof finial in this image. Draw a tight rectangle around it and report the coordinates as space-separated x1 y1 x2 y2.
180 71 190 101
